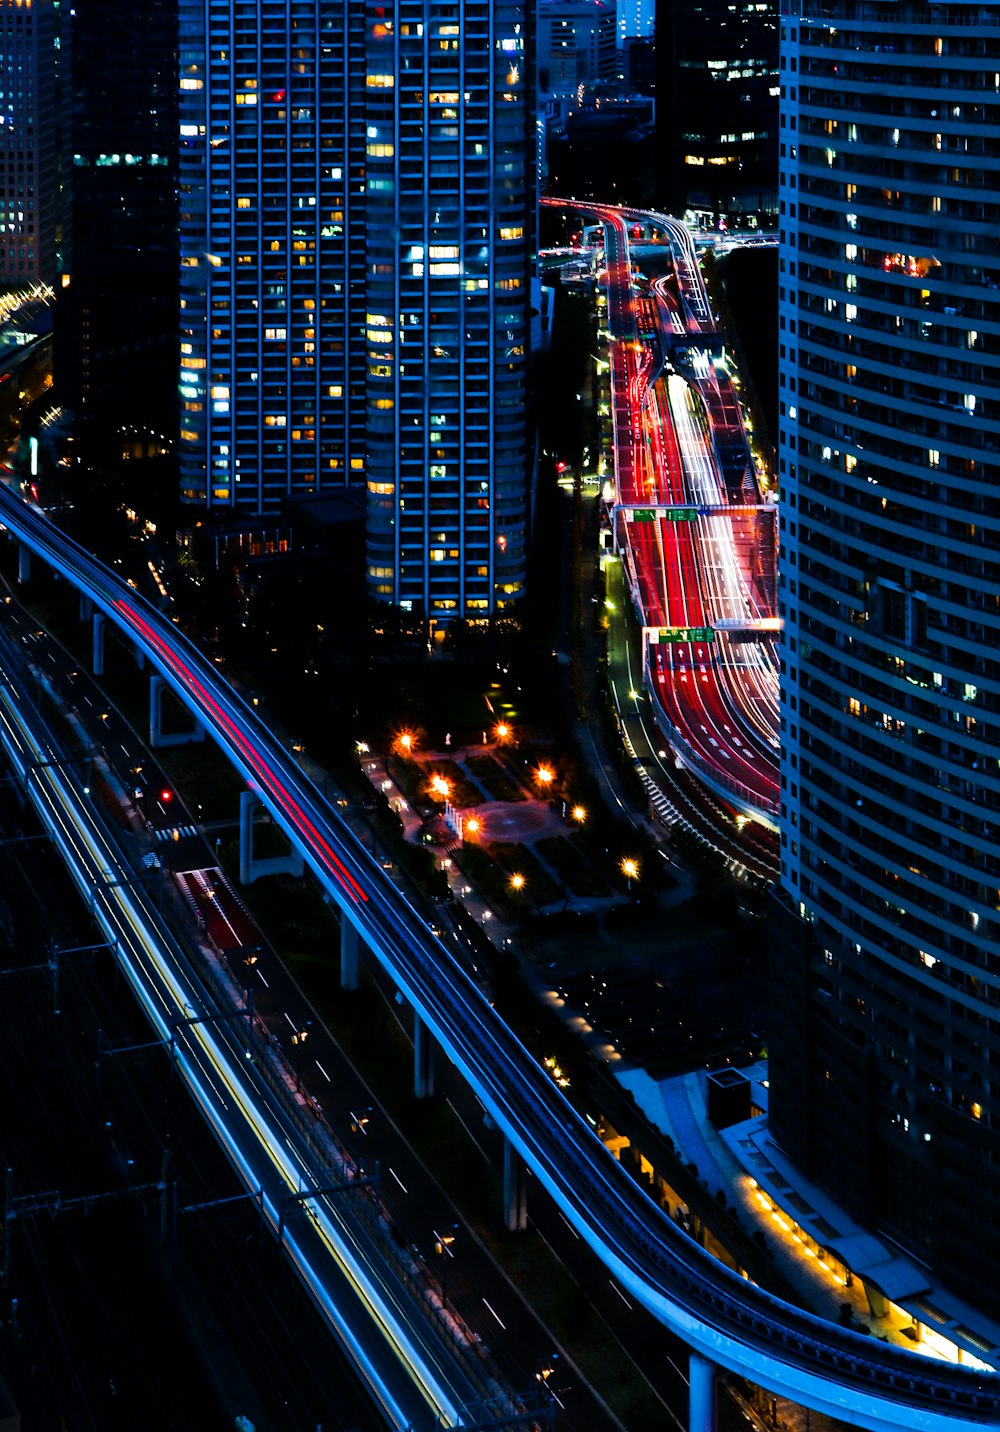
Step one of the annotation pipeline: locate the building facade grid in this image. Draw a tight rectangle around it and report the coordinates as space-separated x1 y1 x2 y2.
773 0 1000 1312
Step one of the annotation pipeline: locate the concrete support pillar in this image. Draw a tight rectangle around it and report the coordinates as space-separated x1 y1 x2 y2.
414 1014 435 1100
238 789 304 886
92 612 106 676
133 645 145 671
688 1352 717 1432
149 674 205 749
79 593 93 621
503 1137 528 1231
340 919 360 991
17 544 30 584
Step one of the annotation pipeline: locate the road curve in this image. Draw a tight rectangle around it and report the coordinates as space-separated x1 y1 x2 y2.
2 486 998 1430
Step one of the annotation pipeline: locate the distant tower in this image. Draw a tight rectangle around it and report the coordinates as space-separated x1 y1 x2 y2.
178 1 366 511
772 0 1000 1313
0 0 57 286
363 0 534 627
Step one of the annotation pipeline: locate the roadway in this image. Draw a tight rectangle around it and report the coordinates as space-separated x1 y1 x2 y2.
2 482 999 1428
0 578 665 1431
549 199 779 830
0 625 489 1432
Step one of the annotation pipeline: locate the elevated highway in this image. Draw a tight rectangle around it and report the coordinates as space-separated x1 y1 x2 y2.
2 485 999 1430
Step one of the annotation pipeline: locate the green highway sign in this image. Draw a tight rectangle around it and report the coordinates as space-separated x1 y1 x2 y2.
625 506 700 522
653 626 716 643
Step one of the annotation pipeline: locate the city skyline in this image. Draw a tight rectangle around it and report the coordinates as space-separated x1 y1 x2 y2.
3 0 1000 1425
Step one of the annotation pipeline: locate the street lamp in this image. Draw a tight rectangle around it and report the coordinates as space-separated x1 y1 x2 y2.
494 722 510 745
571 805 587 825
510 872 525 893
536 764 554 790
291 1024 310 1090
429 773 451 800
621 857 639 892
396 730 414 757
433 1225 458 1310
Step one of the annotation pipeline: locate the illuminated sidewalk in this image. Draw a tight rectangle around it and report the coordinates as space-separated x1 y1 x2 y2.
617 1063 1000 1372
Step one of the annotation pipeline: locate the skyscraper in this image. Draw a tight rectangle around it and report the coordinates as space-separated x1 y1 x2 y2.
56 0 177 465
772 0 1000 1314
655 0 778 224
0 0 57 287
178 1 367 511
363 1 534 623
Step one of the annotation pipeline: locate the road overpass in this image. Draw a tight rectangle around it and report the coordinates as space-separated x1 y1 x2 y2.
2 484 999 1431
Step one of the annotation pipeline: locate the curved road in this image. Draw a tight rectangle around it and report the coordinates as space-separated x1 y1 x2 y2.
2 487 999 1430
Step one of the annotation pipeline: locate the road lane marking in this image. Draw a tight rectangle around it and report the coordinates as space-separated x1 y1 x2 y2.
389 1168 408 1193
609 1279 633 1310
482 1298 506 1330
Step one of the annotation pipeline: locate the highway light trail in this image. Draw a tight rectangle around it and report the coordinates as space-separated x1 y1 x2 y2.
565 200 779 822
0 652 463 1432
113 601 369 907
2 478 998 1429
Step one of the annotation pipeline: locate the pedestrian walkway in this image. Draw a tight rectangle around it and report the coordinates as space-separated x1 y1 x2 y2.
615 1062 1000 1372
154 823 198 843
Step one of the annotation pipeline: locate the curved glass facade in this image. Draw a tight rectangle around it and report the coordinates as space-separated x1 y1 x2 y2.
363 0 532 622
772 0 1000 1310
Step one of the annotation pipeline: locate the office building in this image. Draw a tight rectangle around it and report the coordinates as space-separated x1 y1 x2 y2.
772 0 1000 1314
655 0 778 223
537 0 618 92
618 0 654 43
56 0 177 466
363 1 534 624
178 0 366 511
0 0 57 286
546 84 656 204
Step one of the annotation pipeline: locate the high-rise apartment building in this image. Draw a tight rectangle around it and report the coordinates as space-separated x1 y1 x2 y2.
655 0 778 223
772 0 1000 1313
0 0 57 286
178 1 367 511
363 1 534 623
538 0 618 92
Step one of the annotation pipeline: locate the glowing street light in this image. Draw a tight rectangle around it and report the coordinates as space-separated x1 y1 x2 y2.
571 804 587 824
536 764 554 788
510 872 525 892
291 1024 310 1089
396 731 414 756
621 857 639 891
464 815 481 837
495 722 510 743
429 774 451 799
